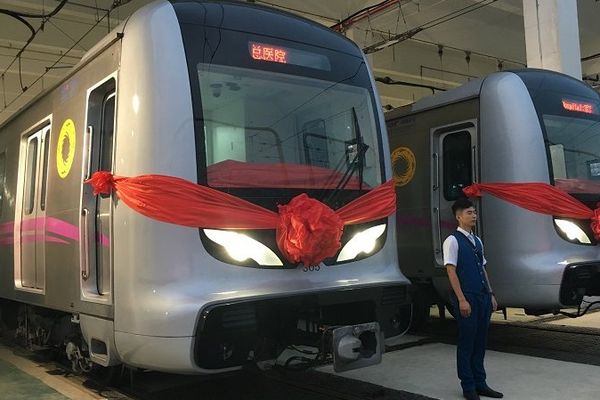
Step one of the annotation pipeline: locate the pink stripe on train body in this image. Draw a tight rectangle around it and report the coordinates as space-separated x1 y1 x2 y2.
0 217 109 247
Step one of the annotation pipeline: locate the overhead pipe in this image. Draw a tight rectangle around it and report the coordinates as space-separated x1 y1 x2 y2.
331 0 403 32
375 76 447 93
420 65 478 80
582 52 600 63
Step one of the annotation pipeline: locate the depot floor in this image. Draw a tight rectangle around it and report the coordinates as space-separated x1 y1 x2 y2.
1 308 599 400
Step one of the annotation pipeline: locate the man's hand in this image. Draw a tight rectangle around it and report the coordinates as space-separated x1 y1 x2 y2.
459 299 471 317
491 294 498 312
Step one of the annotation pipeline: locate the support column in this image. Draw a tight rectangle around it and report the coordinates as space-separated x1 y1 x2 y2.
523 0 582 79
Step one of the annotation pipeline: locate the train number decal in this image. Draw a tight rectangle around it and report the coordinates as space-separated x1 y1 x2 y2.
56 119 76 178
303 265 321 272
391 146 416 187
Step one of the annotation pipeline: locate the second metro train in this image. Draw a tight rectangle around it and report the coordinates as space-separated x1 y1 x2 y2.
386 69 600 323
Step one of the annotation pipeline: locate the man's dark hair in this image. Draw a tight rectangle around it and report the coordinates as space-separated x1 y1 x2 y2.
452 198 474 216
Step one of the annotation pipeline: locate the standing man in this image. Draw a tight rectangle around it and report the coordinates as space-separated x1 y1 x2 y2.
443 198 503 400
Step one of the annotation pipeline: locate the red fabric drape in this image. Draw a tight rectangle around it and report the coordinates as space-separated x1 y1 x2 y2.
337 180 396 224
86 171 396 265
463 182 600 238
87 171 279 229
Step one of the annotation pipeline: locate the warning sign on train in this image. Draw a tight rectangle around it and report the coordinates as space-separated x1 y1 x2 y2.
392 147 416 187
57 119 76 179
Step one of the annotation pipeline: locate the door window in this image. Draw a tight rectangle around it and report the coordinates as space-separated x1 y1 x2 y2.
24 137 38 215
40 131 50 211
442 131 472 201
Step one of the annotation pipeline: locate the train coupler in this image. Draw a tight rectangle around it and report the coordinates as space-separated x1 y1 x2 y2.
331 322 383 372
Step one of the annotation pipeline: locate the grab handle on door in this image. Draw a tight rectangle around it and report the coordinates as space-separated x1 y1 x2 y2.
81 208 90 280
433 207 442 255
471 146 478 183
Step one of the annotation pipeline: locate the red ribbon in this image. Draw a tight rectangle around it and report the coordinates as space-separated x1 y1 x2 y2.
463 182 600 238
277 195 344 266
85 172 396 265
88 171 115 196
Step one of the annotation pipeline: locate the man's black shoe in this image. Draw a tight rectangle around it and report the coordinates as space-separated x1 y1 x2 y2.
463 391 480 400
476 386 504 398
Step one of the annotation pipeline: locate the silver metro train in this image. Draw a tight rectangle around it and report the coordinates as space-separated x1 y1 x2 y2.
0 1 411 374
386 69 600 323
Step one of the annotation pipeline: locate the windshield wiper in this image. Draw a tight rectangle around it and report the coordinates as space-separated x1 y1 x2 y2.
324 107 369 207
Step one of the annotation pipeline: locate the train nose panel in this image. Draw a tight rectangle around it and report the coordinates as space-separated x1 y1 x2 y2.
560 263 600 306
193 285 409 370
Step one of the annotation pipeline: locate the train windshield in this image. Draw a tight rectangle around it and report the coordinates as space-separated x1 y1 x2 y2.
541 98 600 194
199 63 381 190
175 14 385 207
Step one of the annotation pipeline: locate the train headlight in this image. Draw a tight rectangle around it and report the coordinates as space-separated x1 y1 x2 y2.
204 229 283 266
336 224 386 262
554 219 591 244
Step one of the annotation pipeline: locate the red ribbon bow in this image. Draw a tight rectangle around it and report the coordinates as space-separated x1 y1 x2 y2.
87 171 116 196
277 194 344 266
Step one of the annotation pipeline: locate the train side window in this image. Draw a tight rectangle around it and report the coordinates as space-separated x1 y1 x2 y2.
0 152 5 215
24 137 38 215
443 131 472 201
40 129 51 211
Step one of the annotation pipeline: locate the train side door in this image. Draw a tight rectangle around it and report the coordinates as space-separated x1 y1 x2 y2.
431 120 478 267
16 122 51 291
80 77 116 301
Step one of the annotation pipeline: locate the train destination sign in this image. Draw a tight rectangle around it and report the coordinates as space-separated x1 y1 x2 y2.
562 99 595 114
249 42 331 71
250 42 288 64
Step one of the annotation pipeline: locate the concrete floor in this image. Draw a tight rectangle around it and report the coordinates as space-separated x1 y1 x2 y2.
0 358 68 400
0 308 597 400
0 345 105 400
320 339 600 400
321 309 600 400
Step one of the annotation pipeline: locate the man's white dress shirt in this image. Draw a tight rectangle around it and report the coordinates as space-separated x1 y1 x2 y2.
442 227 487 267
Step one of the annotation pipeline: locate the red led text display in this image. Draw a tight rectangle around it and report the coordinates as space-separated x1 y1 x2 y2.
250 42 288 64
562 100 595 114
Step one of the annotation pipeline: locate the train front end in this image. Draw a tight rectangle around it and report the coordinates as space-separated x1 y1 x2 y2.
479 70 600 313
522 71 600 311
112 0 410 374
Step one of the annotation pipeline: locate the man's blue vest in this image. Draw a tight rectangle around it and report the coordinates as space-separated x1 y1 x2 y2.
451 231 490 294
